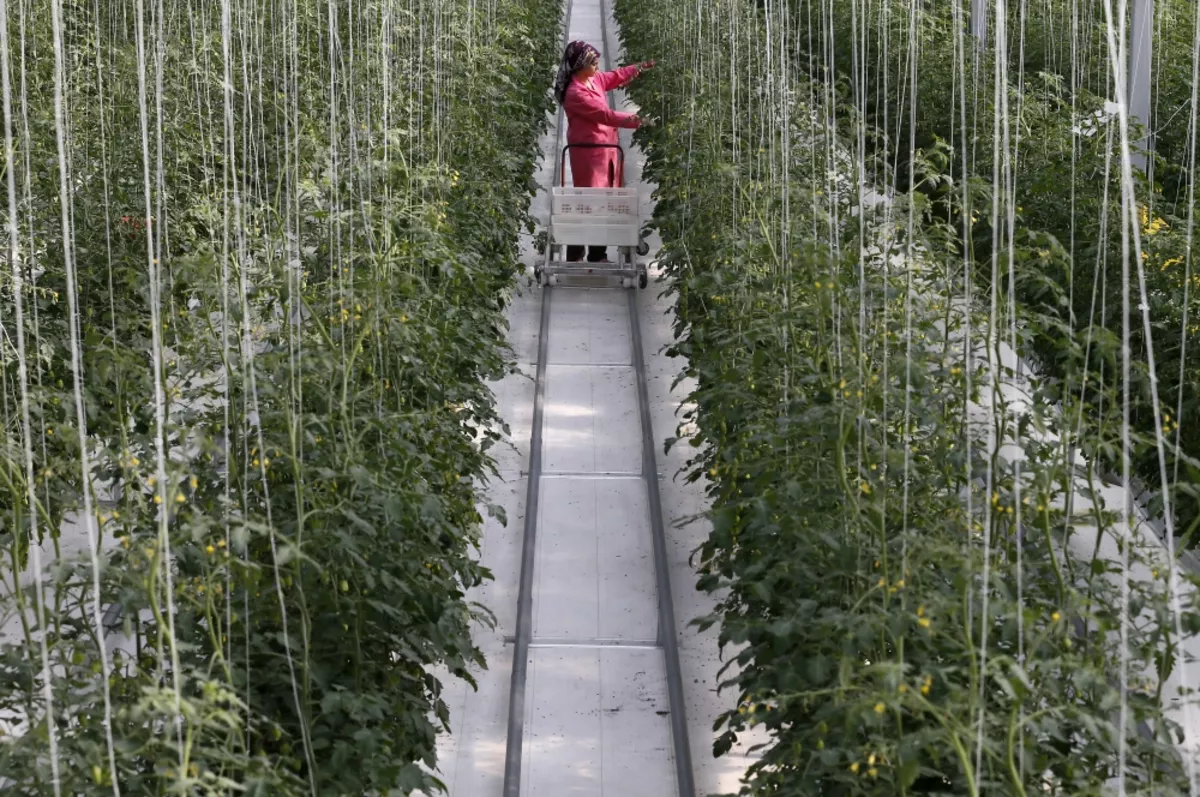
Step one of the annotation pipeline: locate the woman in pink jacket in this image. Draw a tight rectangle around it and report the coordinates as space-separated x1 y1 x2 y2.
553 41 654 263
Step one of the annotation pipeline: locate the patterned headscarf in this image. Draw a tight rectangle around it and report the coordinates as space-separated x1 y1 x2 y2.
554 40 600 103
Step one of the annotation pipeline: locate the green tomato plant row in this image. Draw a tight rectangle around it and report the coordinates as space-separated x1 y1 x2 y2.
618 0 1199 794
0 0 558 792
794 0 1200 546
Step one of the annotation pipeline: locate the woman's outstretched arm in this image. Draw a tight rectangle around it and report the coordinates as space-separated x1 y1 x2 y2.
594 63 643 92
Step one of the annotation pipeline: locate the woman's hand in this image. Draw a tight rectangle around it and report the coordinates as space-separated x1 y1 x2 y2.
640 60 656 71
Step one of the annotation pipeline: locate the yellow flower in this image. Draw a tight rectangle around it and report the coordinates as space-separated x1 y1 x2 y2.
206 545 215 555
873 702 885 714
1051 611 1061 623
175 494 185 504
850 762 860 774
918 617 931 629
153 495 162 505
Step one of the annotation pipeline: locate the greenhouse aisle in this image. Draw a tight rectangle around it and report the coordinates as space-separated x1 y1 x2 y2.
424 1 763 795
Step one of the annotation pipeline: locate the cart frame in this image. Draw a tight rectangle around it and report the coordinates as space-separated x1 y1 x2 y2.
536 143 649 289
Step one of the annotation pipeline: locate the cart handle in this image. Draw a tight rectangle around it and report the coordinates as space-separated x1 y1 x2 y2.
560 143 625 188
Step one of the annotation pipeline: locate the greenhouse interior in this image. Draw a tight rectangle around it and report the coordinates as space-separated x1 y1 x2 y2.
3 0 1200 794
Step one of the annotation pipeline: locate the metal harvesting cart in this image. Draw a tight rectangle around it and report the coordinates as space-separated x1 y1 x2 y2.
536 143 650 289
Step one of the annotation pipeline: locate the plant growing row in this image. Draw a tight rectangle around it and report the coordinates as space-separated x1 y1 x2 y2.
791 0 1200 542
0 0 557 792
619 0 1198 793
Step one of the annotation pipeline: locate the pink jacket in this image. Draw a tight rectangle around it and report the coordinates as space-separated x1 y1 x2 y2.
563 64 642 188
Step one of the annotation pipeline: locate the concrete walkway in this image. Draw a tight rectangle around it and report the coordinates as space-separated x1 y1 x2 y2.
425 0 765 794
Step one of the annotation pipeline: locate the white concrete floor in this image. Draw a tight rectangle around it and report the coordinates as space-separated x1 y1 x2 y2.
424 0 764 794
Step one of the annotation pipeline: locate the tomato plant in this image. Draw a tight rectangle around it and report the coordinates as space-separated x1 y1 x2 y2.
619 0 1199 793
789 0 1200 544
0 0 558 792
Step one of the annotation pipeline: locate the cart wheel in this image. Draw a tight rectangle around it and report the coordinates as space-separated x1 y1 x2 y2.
637 240 650 257
549 274 560 287
638 271 648 289
621 276 634 289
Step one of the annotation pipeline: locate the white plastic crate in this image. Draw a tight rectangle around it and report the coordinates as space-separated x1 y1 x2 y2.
551 218 639 246
551 187 638 219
